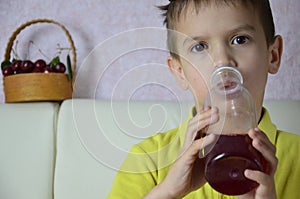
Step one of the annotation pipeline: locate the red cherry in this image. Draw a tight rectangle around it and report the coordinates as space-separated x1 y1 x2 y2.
53 62 66 73
34 59 47 70
20 60 34 73
2 66 13 76
11 60 22 72
32 67 43 73
43 66 53 73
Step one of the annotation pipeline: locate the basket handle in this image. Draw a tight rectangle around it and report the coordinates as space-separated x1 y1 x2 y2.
4 18 76 88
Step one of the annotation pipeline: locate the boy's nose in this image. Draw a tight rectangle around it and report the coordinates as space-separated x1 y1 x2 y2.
211 45 237 68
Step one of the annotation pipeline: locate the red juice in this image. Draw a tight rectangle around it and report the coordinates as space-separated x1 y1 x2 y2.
204 134 267 195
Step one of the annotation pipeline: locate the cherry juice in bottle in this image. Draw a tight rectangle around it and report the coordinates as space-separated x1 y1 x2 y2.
204 134 267 195
201 66 268 195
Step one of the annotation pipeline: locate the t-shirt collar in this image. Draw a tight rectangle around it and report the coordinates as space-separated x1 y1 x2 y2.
258 107 277 144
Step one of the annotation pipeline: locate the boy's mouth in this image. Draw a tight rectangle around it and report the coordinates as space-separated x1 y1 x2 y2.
217 81 238 91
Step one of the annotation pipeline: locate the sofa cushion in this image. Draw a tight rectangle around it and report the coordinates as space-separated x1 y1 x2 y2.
0 102 59 199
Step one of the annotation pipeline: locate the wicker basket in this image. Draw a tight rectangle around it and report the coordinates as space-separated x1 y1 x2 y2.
2 19 76 103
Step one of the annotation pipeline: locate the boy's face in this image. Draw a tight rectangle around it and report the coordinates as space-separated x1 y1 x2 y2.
168 3 282 119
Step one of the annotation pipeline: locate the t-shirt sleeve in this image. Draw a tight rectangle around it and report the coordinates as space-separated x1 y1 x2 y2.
106 143 159 199
274 131 300 199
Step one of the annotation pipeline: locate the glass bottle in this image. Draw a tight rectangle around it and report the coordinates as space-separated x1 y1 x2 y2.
202 66 267 195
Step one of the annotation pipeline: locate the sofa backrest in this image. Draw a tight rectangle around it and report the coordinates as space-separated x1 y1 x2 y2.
263 100 300 134
53 99 192 199
54 99 300 199
0 102 59 199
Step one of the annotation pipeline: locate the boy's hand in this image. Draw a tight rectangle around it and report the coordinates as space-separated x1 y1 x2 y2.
160 107 218 198
238 128 278 199
143 107 218 198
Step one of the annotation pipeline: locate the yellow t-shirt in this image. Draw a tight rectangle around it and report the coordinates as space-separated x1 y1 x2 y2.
107 108 300 199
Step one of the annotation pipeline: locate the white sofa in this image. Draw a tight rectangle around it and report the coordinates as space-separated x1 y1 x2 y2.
0 99 299 199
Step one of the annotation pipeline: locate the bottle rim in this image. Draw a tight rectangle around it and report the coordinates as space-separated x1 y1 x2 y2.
211 66 244 85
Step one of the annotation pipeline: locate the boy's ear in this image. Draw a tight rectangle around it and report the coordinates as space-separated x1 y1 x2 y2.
268 35 283 74
167 56 189 90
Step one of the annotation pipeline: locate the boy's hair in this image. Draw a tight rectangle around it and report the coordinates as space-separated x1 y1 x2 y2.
158 0 276 59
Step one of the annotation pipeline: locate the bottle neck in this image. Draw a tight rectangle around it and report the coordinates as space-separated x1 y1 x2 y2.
211 66 243 95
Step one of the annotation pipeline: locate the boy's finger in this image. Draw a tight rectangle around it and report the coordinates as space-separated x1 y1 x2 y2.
249 128 276 154
248 129 278 174
244 169 272 187
184 108 218 147
186 134 217 158
190 107 218 126
193 108 218 134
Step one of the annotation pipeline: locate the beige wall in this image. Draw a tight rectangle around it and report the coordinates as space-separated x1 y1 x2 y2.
0 0 299 102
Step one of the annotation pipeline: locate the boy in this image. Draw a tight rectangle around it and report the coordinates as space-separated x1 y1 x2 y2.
108 0 300 198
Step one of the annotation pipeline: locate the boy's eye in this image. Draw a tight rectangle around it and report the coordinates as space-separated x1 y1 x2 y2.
232 36 249 45
191 42 208 52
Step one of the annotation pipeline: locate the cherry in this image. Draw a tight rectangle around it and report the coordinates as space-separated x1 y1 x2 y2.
34 59 47 71
20 60 34 73
32 67 43 73
2 66 13 76
43 66 53 73
11 60 22 72
53 62 66 73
